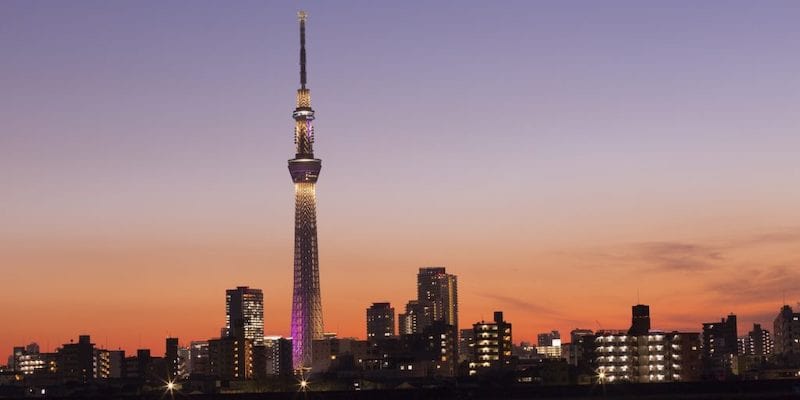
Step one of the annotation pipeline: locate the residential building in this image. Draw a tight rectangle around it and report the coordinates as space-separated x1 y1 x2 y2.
366 302 395 342
469 311 513 375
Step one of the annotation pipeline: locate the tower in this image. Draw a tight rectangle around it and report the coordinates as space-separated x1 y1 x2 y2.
289 10 323 370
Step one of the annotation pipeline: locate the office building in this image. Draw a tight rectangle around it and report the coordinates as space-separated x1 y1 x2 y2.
225 287 264 345
538 331 561 347
536 330 562 358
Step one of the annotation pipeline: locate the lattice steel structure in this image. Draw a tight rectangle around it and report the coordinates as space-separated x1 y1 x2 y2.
289 10 323 371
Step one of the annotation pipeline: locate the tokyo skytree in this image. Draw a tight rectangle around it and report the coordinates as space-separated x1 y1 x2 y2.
288 11 323 371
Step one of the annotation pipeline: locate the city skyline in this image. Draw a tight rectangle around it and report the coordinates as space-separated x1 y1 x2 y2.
2 0 800 364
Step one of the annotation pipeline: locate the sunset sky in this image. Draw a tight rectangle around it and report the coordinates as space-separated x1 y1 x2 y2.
2 1 799 362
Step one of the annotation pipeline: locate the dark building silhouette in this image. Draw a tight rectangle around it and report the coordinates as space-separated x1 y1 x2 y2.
188 341 209 375
57 335 95 383
459 328 475 363
702 314 738 379
367 302 395 342
165 337 179 379
124 349 162 380
312 336 370 373
740 323 773 357
208 337 253 380
422 321 458 376
773 305 800 357
568 329 595 370
261 337 292 377
398 300 433 335
108 350 125 378
628 304 651 335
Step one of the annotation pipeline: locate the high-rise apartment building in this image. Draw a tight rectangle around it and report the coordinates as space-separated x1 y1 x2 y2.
366 302 395 341
773 305 800 356
398 300 433 335
739 323 773 357
702 314 738 379
225 287 264 345
702 314 738 359
417 267 458 330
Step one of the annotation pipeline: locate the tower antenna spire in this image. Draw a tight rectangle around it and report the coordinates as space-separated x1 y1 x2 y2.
298 11 308 89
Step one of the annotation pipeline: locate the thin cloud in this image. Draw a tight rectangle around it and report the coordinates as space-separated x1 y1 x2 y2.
633 241 723 273
475 292 584 325
727 228 800 248
707 265 800 304
477 292 554 315
562 229 800 274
